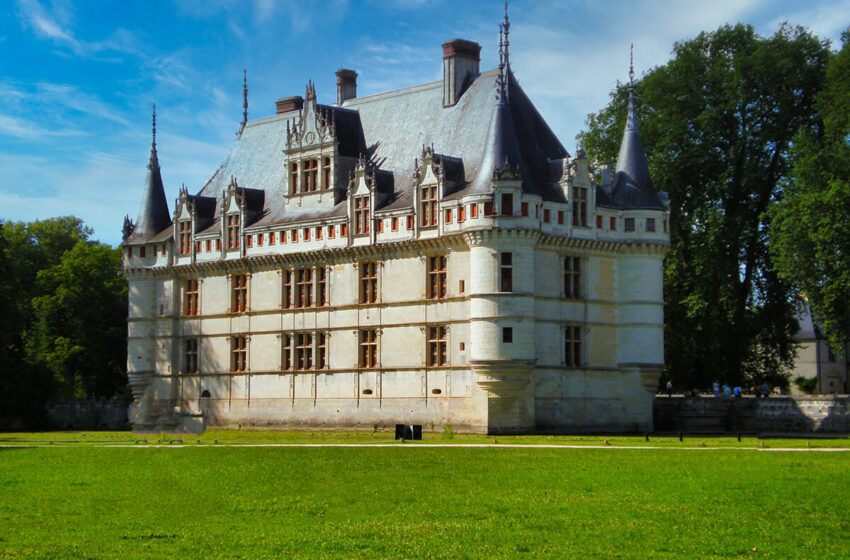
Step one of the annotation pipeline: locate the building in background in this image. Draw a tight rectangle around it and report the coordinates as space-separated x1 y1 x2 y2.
122 20 670 433
791 302 848 395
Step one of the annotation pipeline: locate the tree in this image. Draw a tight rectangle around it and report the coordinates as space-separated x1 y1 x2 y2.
770 30 850 353
579 24 830 388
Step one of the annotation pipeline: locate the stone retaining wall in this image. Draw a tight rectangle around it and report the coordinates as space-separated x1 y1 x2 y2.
653 396 850 433
47 400 129 431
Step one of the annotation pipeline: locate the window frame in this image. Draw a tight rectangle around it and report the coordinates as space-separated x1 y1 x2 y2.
427 325 448 367
359 329 378 369
427 255 448 300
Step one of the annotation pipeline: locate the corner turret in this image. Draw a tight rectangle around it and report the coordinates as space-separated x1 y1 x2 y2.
125 105 172 244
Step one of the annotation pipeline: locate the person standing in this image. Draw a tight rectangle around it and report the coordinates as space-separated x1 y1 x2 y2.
666 380 673 397
713 381 720 397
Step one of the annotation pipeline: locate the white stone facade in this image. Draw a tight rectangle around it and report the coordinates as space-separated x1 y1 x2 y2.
123 37 669 434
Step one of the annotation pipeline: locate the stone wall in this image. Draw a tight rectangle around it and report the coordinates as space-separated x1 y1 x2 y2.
47 400 129 431
653 396 850 433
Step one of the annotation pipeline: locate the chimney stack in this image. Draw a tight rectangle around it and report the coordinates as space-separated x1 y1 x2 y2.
336 69 358 104
276 96 304 114
442 39 481 107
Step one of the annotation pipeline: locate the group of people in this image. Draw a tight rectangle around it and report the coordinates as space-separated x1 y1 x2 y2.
664 380 771 398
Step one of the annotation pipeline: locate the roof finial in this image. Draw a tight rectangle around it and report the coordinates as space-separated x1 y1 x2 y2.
503 1 510 68
629 43 634 89
151 103 157 148
498 24 505 70
242 69 248 127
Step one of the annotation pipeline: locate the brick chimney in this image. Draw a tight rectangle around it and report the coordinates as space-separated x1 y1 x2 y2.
276 96 304 114
442 39 481 107
336 69 358 104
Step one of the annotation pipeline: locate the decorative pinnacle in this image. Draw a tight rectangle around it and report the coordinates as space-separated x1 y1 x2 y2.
151 103 157 148
502 1 510 68
242 69 248 126
629 43 634 89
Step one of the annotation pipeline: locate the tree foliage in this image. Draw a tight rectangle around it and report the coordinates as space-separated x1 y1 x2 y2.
769 31 850 354
579 24 830 388
0 217 126 428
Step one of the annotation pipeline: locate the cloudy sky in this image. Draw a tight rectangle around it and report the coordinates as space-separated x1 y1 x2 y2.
2 0 848 246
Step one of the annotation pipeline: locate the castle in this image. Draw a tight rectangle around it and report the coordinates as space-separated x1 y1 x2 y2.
122 21 669 434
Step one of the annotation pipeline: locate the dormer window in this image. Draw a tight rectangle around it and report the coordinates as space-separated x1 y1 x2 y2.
354 196 369 235
322 157 331 189
572 185 588 227
303 158 319 192
226 214 240 249
178 220 191 256
421 185 438 227
289 163 299 195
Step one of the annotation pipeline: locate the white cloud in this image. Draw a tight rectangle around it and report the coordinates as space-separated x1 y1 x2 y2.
766 1 850 45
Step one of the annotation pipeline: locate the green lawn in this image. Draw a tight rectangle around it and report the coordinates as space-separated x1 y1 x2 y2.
1 438 848 558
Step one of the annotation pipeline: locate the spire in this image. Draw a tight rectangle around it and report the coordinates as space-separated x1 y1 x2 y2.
242 69 248 128
610 48 664 209
470 70 526 193
130 104 171 242
502 1 511 68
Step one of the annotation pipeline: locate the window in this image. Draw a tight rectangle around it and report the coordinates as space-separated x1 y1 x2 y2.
289 162 299 194
428 255 447 300
354 196 370 235
231 336 247 373
502 327 513 343
226 214 240 249
317 268 328 306
303 228 311 241
317 332 327 369
282 334 292 370
428 326 448 366
500 252 513 293
232 273 248 313
316 226 323 240
625 217 635 232
421 185 438 227
558 211 564 225
544 209 550 223
184 339 198 374
246 235 253 248
392 217 399 231
445 209 452 224
283 270 293 309
646 218 656 232
341 223 348 237
359 329 378 368
484 201 495 216
140 246 147 258
328 225 335 239
295 332 313 370
360 262 378 304
302 159 319 192
322 157 331 190
291 229 298 242
596 215 603 229
196 241 202 253
610 217 617 231
216 239 222 251
572 186 588 227
458 206 466 222
406 216 414 230
269 233 275 245
184 279 199 316
470 203 478 218
206 240 212 252
565 326 582 368
178 220 191 255
663 218 668 233
295 268 313 308
564 256 581 299
521 202 528 217
280 231 287 243
459 280 465 293
501 193 513 216
377 219 384 233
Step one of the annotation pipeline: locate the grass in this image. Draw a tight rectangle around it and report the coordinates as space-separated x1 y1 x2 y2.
1 433 849 558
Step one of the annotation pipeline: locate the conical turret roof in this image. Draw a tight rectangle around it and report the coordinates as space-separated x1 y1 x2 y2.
127 107 171 243
609 90 663 210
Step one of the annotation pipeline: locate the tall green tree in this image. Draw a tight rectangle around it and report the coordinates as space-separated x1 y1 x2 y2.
770 31 850 353
579 24 830 388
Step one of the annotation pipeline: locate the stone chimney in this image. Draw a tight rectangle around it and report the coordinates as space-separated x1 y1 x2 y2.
442 39 481 107
336 69 358 104
276 96 304 114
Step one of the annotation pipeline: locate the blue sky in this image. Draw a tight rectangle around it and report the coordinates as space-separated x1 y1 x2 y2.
2 0 848 246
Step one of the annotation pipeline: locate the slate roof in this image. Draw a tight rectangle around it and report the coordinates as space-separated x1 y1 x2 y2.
125 140 171 245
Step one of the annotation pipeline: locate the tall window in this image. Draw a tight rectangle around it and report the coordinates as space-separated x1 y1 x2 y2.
303 158 319 192
289 162 299 194
283 270 293 309
184 338 198 374
499 252 513 292
501 193 513 216
317 268 328 306
295 268 313 308
360 262 378 304
428 256 447 300
354 196 370 235
317 333 327 369
421 185 438 227
624 217 635 232
295 332 313 370
178 220 191 256
564 256 581 299
428 326 447 367
572 186 588 227
231 336 248 373
232 273 248 313
322 157 332 190
184 279 199 316
565 326 582 368
226 214 240 249
646 218 656 232
282 334 292 370
359 329 378 368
